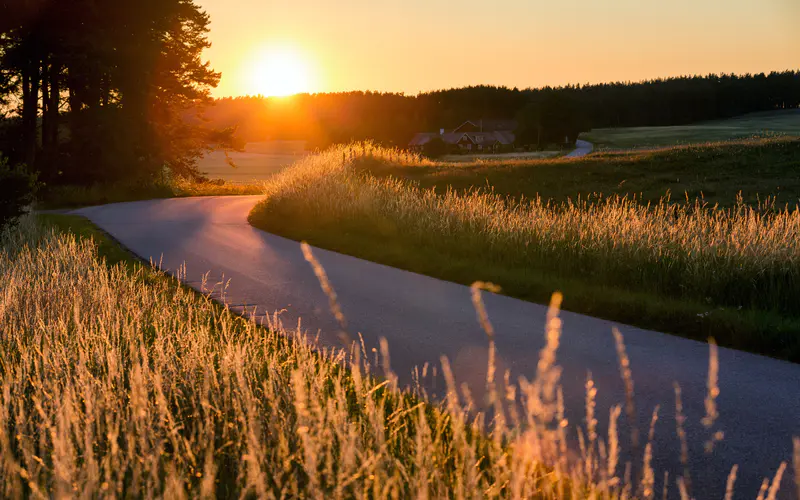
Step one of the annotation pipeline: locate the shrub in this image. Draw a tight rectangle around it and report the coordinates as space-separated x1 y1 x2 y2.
423 136 449 158
0 156 37 231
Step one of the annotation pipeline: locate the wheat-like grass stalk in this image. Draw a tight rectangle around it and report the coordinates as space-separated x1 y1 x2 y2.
613 327 639 450
3 199 795 498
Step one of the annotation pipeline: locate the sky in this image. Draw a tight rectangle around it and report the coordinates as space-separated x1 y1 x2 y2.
197 0 799 97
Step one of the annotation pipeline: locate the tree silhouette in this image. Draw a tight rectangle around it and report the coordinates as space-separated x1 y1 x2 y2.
200 73 799 151
0 0 225 184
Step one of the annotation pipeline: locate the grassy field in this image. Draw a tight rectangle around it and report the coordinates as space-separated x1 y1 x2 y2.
582 109 800 149
198 140 309 183
38 177 265 209
373 137 800 208
38 141 307 209
0 214 707 497
5 214 794 498
249 141 800 362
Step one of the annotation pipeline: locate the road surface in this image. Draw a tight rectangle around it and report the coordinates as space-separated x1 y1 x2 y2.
567 139 594 157
74 196 799 498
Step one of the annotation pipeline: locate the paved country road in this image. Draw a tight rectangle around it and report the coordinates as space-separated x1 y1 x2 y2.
567 139 594 157
74 196 799 499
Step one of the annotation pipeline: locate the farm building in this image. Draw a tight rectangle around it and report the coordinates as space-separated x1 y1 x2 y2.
409 120 516 153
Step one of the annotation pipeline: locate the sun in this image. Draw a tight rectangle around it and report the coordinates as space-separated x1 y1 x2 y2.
248 47 312 97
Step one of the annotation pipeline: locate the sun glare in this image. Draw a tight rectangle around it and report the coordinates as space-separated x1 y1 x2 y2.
248 47 313 97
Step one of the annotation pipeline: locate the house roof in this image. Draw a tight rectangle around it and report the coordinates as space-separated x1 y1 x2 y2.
409 130 515 147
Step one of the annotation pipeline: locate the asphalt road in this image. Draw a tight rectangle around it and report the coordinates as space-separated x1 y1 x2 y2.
567 139 594 157
74 196 799 499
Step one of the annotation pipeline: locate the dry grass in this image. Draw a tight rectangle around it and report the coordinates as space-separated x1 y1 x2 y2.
39 178 265 210
254 143 800 318
332 142 583 169
249 143 800 359
171 177 265 197
0 217 600 497
1 213 796 497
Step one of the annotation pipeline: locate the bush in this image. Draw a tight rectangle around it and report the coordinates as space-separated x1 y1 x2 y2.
0 156 37 231
423 136 449 158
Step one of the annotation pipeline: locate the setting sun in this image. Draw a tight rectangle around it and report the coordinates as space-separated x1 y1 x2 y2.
247 47 313 97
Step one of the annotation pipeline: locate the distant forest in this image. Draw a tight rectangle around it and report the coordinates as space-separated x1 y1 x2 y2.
206 71 800 149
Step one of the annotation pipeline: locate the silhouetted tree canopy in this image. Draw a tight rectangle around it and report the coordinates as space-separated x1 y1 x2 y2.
203 72 800 149
516 90 589 147
1 0 798 185
0 0 228 185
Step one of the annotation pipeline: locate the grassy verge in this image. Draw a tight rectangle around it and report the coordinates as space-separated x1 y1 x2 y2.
4 214 592 497
249 143 800 362
37 177 265 210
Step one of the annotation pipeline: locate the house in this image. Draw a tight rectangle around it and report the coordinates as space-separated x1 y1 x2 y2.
408 120 516 153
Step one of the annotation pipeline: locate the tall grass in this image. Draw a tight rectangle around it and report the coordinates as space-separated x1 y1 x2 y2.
253 143 800 318
0 218 603 497
1 215 795 497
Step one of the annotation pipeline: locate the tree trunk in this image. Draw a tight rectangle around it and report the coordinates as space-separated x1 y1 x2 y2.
22 58 38 168
101 72 110 107
31 60 40 157
40 57 62 179
41 59 50 151
48 59 60 151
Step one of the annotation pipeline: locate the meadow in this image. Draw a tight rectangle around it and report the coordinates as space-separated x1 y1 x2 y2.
249 140 800 361
37 141 307 209
582 109 800 149
0 215 699 498
370 136 800 208
197 140 310 183
2 207 796 498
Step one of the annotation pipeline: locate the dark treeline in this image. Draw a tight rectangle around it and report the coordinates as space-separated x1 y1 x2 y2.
207 71 800 149
1 0 798 188
0 0 228 185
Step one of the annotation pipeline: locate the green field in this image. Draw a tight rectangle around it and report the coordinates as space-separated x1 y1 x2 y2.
249 140 800 362
372 137 800 208
582 109 800 149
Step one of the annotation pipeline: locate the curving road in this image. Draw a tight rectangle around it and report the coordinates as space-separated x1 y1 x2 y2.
567 139 594 157
74 196 799 498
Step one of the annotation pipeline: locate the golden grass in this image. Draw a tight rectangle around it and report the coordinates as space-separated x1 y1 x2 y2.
0 217 604 497
2 211 798 497
171 177 265 197
254 142 800 318
38 178 265 210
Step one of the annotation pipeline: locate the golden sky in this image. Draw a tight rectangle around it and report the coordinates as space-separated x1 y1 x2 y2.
197 0 799 97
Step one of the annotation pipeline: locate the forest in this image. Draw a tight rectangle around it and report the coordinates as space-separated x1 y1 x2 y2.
0 0 229 186
207 71 800 149
0 0 798 186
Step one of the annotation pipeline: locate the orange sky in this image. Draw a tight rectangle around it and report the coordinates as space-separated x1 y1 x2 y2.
197 0 799 97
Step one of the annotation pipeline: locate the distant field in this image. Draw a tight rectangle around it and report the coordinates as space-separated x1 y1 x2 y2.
582 109 800 148
198 140 309 182
373 136 800 208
